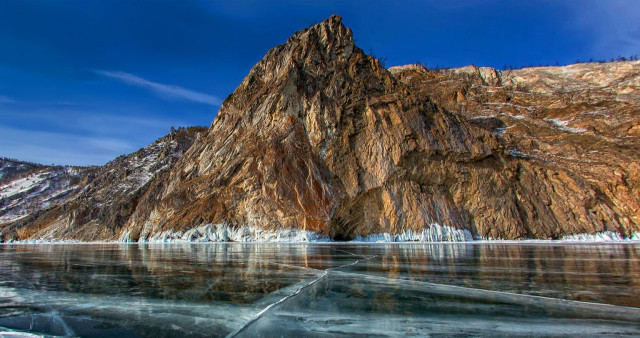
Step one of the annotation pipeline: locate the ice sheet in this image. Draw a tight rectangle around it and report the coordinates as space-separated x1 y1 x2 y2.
1 243 640 337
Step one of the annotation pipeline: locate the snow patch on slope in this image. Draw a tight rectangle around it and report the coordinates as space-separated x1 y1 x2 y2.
388 64 427 74
114 141 175 194
545 118 587 133
0 172 49 198
0 166 85 223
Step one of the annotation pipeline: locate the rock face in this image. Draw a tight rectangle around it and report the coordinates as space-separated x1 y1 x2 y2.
389 60 640 238
121 15 639 241
0 127 205 241
3 16 639 241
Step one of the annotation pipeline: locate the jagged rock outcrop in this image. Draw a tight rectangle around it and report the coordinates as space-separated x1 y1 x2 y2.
3 16 639 241
0 127 205 241
121 15 639 241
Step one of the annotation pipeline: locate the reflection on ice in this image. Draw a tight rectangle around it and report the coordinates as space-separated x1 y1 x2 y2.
1 243 640 337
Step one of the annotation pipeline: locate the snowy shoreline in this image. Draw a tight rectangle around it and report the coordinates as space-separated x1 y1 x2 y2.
2 223 639 245
3 241 640 246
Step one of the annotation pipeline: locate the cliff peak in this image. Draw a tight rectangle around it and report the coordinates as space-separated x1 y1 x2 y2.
288 14 351 46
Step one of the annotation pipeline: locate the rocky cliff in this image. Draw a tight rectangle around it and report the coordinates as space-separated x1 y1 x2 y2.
120 15 639 241
2 16 639 242
389 60 640 238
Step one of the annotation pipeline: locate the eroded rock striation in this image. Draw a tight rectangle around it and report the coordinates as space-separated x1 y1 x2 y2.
2 16 639 241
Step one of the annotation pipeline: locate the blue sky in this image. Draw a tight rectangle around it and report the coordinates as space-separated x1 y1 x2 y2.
1 0 638 165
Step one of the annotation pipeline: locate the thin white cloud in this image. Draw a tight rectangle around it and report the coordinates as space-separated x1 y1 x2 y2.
2 108 188 138
567 1 640 58
1 105 195 165
95 70 222 106
0 95 16 103
0 125 136 166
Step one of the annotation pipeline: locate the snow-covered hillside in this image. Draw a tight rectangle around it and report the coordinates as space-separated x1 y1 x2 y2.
0 159 91 223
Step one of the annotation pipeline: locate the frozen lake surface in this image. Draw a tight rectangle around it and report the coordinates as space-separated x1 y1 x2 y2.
1 243 640 337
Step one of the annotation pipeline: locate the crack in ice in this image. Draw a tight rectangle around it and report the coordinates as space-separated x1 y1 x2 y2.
225 271 329 337
49 310 75 337
332 270 640 318
227 258 365 337
10 274 76 337
334 248 378 261
266 260 322 272
333 248 360 257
